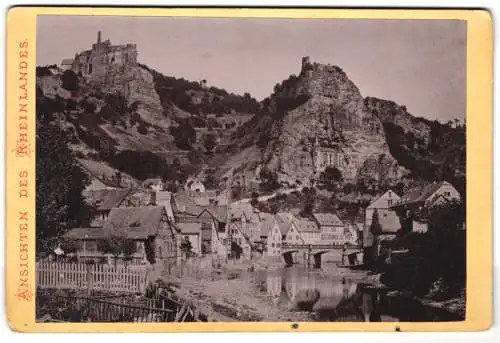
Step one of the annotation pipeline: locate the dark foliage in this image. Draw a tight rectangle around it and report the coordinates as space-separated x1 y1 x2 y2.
61 70 79 92
139 64 260 115
170 120 196 150
231 241 243 259
377 114 465 196
97 234 137 262
180 237 193 259
319 166 343 191
370 208 382 236
203 133 217 153
36 122 91 252
258 167 280 192
36 65 54 77
108 150 170 181
382 201 465 297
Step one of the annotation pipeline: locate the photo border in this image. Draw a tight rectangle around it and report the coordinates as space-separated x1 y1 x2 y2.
5 6 493 332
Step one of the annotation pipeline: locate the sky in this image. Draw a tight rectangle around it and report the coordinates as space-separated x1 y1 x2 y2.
37 16 466 122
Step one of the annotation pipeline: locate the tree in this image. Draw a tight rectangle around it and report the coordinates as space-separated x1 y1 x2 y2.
97 232 137 265
370 208 383 236
320 166 343 190
250 198 259 207
270 203 279 215
231 241 243 260
36 122 91 252
204 171 218 189
180 236 193 260
166 181 178 193
259 167 280 192
61 70 79 92
170 121 196 150
203 133 217 153
300 187 316 218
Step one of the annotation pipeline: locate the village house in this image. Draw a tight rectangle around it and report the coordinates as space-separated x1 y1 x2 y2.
266 219 283 257
184 177 206 194
64 206 181 265
284 220 305 245
294 218 321 245
390 181 461 234
233 208 262 243
84 188 133 227
255 212 276 253
224 222 252 260
177 223 202 256
142 178 164 192
343 222 362 245
362 189 402 263
211 218 227 258
312 213 345 245
172 191 229 254
364 189 401 245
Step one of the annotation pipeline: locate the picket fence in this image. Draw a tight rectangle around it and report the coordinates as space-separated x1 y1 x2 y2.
36 262 149 293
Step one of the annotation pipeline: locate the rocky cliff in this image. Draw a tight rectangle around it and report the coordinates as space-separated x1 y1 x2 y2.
225 57 406 187
364 97 465 194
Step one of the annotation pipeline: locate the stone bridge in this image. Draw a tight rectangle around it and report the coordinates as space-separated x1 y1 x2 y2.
281 243 361 268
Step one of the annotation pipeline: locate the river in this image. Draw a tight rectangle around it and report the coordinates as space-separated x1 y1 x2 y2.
238 264 463 322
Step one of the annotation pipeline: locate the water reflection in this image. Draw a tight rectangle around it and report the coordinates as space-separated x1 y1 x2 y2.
253 266 357 313
251 266 462 322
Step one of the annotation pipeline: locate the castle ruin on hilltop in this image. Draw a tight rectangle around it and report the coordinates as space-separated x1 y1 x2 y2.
60 31 138 78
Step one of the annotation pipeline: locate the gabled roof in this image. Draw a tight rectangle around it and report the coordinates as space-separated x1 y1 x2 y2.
275 213 294 235
230 202 254 220
83 188 132 211
295 219 320 233
64 206 172 240
60 58 74 65
180 204 228 222
104 206 172 237
172 191 200 210
394 181 453 207
177 223 202 235
312 213 343 226
367 189 401 209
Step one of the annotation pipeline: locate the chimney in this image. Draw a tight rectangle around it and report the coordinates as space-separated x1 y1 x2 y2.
97 30 102 45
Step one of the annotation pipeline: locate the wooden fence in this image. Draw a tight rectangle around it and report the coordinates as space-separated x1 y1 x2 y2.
51 295 177 322
36 262 149 293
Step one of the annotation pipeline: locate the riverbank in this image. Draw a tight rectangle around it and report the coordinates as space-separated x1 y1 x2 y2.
160 260 371 322
362 272 466 319
167 275 314 321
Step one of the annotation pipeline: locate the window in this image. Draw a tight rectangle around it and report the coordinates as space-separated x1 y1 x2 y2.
271 243 275 247
444 191 451 197
388 200 393 206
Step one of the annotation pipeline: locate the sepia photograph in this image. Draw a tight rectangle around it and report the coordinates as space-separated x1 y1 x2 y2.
33 15 467 323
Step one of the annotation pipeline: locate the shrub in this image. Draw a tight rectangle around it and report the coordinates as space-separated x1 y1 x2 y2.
61 70 79 92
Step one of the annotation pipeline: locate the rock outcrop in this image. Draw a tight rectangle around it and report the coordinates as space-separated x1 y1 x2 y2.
250 57 405 185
